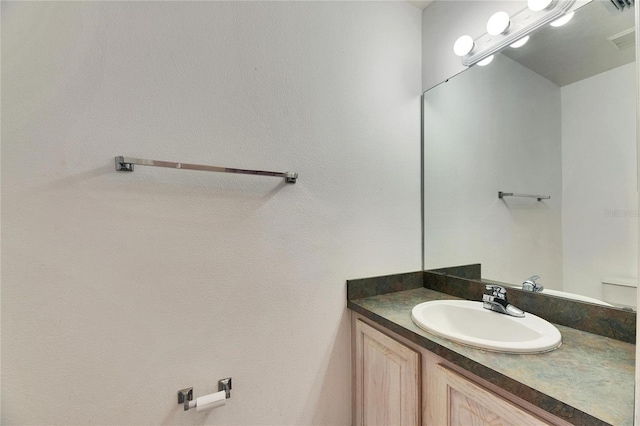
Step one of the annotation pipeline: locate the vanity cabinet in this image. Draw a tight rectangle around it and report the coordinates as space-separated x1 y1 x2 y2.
353 315 562 426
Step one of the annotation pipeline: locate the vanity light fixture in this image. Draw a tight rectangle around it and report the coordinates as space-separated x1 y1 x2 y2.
510 36 530 48
452 0 576 67
487 11 511 36
550 11 575 27
528 0 554 12
477 55 494 66
454 35 475 57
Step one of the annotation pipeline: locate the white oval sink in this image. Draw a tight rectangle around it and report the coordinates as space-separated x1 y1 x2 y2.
411 300 562 354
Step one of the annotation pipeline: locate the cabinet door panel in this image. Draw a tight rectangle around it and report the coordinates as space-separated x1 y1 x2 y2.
431 363 549 426
450 387 514 426
355 319 420 426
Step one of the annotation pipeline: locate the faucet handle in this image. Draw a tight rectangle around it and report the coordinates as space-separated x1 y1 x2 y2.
523 275 544 292
483 284 525 317
484 284 507 299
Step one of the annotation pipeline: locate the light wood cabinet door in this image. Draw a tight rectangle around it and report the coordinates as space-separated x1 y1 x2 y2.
354 319 420 426
426 362 550 426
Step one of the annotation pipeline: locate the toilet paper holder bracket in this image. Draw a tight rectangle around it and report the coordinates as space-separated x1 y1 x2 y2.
177 387 193 411
178 377 232 411
219 377 232 399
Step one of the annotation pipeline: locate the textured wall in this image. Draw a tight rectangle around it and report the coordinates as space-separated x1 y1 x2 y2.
1 2 422 424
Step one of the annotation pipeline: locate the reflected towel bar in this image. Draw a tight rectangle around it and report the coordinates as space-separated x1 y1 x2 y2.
499 191 550 201
115 156 297 184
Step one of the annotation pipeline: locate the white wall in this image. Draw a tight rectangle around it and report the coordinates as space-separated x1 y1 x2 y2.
423 54 563 287
1 2 422 425
561 62 638 299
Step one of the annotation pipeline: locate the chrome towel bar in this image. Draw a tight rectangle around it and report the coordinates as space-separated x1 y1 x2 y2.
115 156 297 183
499 191 550 201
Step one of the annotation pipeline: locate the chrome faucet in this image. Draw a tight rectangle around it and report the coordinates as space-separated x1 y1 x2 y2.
482 285 525 317
522 275 544 292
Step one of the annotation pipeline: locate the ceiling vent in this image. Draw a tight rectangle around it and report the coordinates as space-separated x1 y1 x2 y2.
604 0 634 13
608 27 636 50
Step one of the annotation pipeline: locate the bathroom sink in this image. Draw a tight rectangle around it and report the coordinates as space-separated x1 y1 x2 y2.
411 300 561 354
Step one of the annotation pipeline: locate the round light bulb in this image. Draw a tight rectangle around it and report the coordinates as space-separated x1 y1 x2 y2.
528 0 553 12
486 11 510 36
453 35 475 57
510 36 530 48
477 55 494 66
550 11 574 27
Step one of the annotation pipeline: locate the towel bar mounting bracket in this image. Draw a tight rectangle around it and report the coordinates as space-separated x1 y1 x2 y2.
115 156 134 172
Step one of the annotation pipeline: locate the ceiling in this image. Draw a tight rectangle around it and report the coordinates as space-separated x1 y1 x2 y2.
502 1 635 86
406 0 434 10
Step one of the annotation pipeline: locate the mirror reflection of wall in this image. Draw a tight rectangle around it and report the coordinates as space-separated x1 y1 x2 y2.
423 0 637 308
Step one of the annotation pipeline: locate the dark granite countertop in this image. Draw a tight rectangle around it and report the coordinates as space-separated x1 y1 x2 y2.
348 287 635 426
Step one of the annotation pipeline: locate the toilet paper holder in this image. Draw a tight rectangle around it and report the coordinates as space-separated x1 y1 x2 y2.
178 377 232 411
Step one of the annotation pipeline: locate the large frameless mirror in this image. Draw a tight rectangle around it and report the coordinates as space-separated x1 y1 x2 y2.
422 0 637 309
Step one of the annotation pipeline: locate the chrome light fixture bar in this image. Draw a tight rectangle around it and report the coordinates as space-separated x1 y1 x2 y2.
460 0 577 67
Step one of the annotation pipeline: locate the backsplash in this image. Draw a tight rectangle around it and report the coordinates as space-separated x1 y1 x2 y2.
346 270 423 300
427 264 481 280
